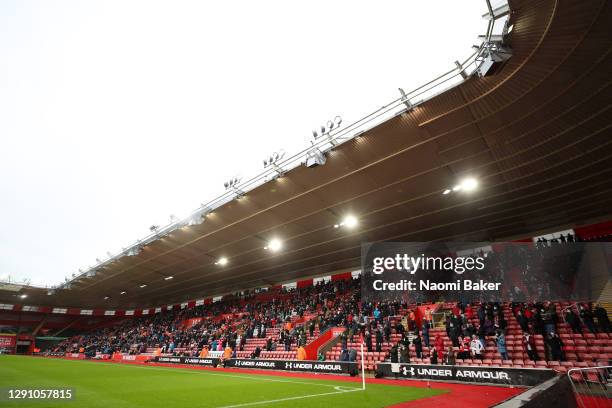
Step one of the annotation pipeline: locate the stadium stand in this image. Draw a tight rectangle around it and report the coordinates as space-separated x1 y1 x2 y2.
42 243 610 377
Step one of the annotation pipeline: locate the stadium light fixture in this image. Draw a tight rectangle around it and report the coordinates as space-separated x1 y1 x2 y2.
335 215 358 229
305 144 326 168
264 238 282 252
139 284 147 288
164 276 174 281
311 116 342 146
454 60 469 80
398 88 413 114
344 215 358 228
104 296 110 300
19 294 27 299
263 150 286 169
126 245 142 257
120 291 126 295
215 257 228 266
460 178 478 191
443 178 479 196
224 176 244 199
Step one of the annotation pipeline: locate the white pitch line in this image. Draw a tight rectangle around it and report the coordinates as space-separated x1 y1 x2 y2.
59 358 359 389
217 386 362 408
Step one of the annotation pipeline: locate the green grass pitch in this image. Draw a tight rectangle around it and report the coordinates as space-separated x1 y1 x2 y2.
0 355 445 407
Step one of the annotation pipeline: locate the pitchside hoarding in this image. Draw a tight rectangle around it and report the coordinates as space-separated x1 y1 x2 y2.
224 359 358 375
0 334 16 351
377 363 556 386
153 356 357 375
361 242 610 303
153 356 220 367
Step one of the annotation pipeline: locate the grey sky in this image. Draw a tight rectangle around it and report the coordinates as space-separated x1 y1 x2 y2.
0 1 483 286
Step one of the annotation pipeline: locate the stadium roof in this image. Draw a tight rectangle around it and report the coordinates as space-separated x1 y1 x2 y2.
2 0 611 309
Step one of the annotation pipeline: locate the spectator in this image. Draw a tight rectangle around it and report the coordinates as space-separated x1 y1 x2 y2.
516 310 529 333
373 307 381 322
375 328 383 353
495 331 508 360
425 307 433 327
297 345 306 361
434 334 444 360
594 304 610 333
523 332 538 361
390 344 399 364
413 333 423 359
223 345 232 360
399 343 409 363
429 347 438 365
565 308 582 335
444 346 455 366
457 337 470 360
580 305 597 334
365 330 372 353
470 335 484 360
547 332 564 362
422 322 430 348
384 321 392 342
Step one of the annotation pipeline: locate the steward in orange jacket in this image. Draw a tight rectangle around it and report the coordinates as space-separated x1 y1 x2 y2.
297 346 307 361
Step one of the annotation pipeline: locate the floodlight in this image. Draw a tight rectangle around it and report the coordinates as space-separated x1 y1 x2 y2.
460 178 478 191
215 257 228 266
343 215 358 229
265 238 282 252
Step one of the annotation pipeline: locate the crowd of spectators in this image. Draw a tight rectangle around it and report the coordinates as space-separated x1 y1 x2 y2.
382 300 610 368
54 278 361 359
52 269 610 371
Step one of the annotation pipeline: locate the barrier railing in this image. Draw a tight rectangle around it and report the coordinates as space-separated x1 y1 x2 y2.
567 365 612 408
